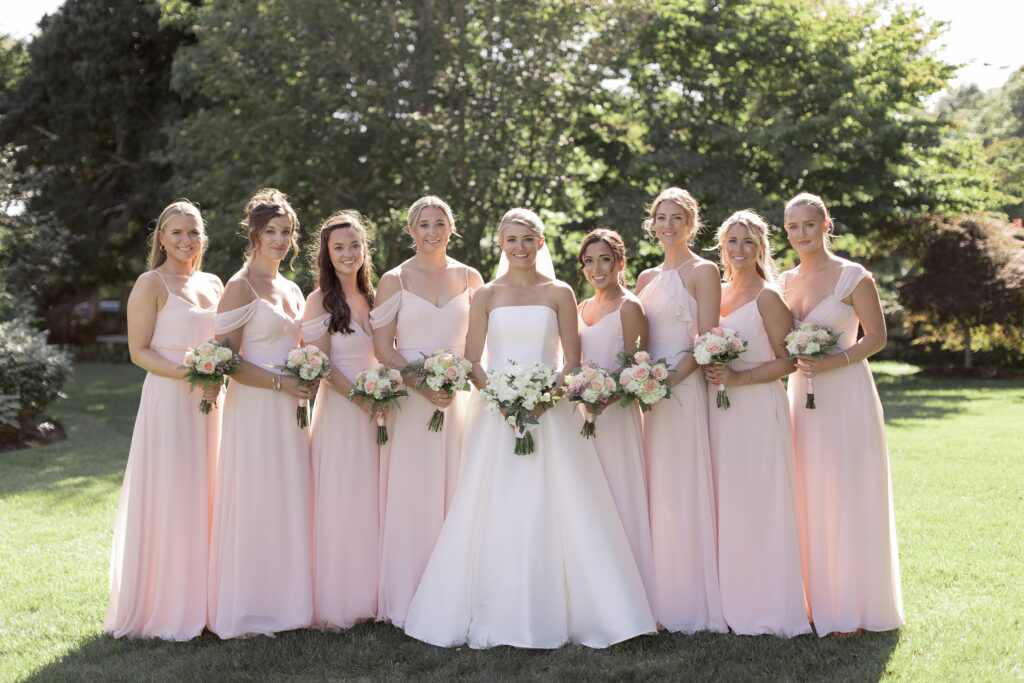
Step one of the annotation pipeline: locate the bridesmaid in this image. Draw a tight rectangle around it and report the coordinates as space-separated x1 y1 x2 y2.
703 210 811 637
781 192 904 636
105 200 222 640
634 187 725 633
371 195 484 627
208 188 317 638
576 228 657 603
302 211 380 629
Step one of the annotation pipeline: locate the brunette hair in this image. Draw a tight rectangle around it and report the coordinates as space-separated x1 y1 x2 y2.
578 228 628 286
242 188 300 268
716 210 777 283
643 187 703 244
147 200 206 272
312 210 376 335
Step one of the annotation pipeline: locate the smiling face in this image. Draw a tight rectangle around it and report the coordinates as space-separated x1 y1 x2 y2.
410 205 451 255
652 199 690 246
159 213 204 269
784 204 829 257
723 222 758 277
327 225 365 277
581 239 623 291
498 221 543 270
255 214 295 262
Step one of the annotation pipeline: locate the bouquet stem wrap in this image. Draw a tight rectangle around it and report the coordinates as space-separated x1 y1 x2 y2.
715 379 730 410
690 328 747 411
805 376 816 409
376 411 388 445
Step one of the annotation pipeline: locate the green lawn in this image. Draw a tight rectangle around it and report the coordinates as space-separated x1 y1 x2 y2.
1 362 1022 682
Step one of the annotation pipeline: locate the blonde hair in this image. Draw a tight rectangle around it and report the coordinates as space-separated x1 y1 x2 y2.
406 195 458 240
147 199 206 272
242 188 300 268
643 187 703 244
716 209 777 283
784 192 834 247
498 207 545 240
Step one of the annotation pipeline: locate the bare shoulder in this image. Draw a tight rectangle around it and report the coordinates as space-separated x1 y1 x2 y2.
635 266 661 291
375 270 402 298
303 288 326 318
620 295 645 318
218 272 256 310
756 286 790 315
466 267 485 289
691 260 722 286
199 270 224 289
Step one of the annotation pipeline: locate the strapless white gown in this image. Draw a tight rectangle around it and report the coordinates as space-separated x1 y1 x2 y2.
404 305 656 649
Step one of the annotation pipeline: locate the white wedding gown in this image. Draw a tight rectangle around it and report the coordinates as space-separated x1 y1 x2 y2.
404 305 657 648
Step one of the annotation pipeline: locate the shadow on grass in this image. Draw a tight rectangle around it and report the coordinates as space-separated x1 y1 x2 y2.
24 623 900 682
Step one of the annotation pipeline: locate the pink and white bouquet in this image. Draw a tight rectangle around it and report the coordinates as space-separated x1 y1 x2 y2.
482 362 560 455
615 350 672 412
785 323 840 409
690 327 747 409
564 363 619 438
349 364 408 445
180 339 241 414
404 348 473 432
278 345 331 428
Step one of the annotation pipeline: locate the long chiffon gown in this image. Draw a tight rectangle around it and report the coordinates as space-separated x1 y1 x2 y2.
207 283 313 638
404 306 656 648
578 303 657 604
786 261 904 636
638 268 726 633
707 292 811 636
105 273 218 640
370 268 471 626
303 314 379 629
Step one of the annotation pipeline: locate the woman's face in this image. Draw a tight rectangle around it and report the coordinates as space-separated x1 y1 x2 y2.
159 213 203 267
499 222 542 270
581 240 622 292
328 225 364 278
410 206 451 255
723 223 758 277
784 204 828 256
652 200 690 246
257 214 295 261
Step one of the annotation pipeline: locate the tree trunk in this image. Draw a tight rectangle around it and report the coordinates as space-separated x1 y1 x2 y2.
962 323 973 370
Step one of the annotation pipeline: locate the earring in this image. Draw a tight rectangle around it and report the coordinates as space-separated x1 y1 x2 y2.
160 244 165 252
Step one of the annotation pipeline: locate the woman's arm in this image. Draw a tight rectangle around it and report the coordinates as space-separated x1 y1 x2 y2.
797 275 886 377
464 285 492 389
706 289 796 387
555 284 581 375
670 262 720 385
619 298 649 354
127 272 188 379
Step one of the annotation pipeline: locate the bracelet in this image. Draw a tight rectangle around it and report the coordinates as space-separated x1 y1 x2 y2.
747 369 754 385
841 350 850 367
272 374 281 391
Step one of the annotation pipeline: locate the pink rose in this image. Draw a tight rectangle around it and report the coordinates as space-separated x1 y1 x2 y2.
708 342 723 354
445 365 460 380
652 365 668 380
711 327 724 336
644 379 658 393
308 355 323 368
287 348 305 366
728 337 744 351
363 379 377 393
305 344 321 355
634 351 651 364
200 359 216 374
604 377 617 392
388 368 402 383
632 366 649 380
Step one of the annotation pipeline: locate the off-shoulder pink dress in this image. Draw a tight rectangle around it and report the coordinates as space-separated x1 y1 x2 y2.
786 261 904 636
105 272 219 640
708 290 810 636
303 313 379 629
578 302 657 604
637 268 725 633
370 268 471 627
207 281 313 638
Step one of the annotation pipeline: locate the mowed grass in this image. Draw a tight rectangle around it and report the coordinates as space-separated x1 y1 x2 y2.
1 362 1021 682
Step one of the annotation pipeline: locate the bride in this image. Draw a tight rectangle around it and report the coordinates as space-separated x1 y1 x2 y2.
403 208 656 649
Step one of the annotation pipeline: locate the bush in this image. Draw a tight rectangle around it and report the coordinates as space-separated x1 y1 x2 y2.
0 316 72 442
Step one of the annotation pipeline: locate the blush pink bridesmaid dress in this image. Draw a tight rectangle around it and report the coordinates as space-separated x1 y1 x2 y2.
370 268 471 627
207 280 313 638
303 313 379 629
578 301 657 604
708 290 811 637
105 272 219 640
637 268 726 633
787 261 904 636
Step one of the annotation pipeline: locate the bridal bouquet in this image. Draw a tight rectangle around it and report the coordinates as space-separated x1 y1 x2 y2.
690 328 747 409
482 362 560 455
615 350 671 412
181 340 241 414
785 323 840 409
350 365 408 445
564 363 619 438
278 345 331 428
404 349 473 432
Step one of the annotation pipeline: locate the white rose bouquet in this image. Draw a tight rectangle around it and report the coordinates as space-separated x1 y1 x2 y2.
180 339 241 414
690 327 747 409
482 362 560 455
349 364 408 445
278 345 331 428
404 348 473 432
784 323 840 409
615 350 672 412
563 363 619 438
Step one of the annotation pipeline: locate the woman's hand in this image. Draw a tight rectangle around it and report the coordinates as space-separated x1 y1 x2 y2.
796 354 843 378
281 375 318 400
416 383 454 409
703 364 743 387
201 383 222 403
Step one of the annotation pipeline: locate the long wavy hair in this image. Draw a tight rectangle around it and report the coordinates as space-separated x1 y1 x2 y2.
313 210 375 334
716 209 777 283
242 188 300 268
578 228 628 286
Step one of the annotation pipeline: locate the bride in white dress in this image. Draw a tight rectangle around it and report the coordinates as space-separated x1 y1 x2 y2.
403 208 656 649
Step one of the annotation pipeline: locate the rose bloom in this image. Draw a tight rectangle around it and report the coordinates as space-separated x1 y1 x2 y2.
604 377 617 392
184 350 196 366
389 368 402 383
363 379 377 394
589 378 605 393
308 354 323 368
728 337 744 351
708 342 723 354
215 346 233 362
200 359 216 374
287 349 305 366
652 364 668 380
445 365 461 380
633 366 650 380
198 342 216 356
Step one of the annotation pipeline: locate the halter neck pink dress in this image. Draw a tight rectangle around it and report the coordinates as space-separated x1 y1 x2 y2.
637 267 725 633
578 301 657 604
785 261 903 636
207 279 313 638
303 311 379 629
708 289 810 636
105 271 218 640
370 267 471 627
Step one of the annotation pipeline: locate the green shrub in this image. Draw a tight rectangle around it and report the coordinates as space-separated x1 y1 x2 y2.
0 317 72 434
